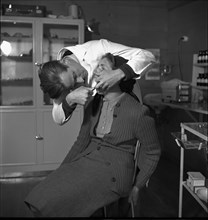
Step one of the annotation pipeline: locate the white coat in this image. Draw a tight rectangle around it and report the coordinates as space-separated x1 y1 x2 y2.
52 39 155 125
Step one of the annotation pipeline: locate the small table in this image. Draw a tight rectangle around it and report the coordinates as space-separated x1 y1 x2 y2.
172 122 208 217
143 93 208 122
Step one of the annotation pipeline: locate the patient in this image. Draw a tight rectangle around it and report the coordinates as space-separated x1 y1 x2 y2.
24 53 161 217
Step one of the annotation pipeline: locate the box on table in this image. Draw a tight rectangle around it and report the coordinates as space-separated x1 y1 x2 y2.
187 172 205 187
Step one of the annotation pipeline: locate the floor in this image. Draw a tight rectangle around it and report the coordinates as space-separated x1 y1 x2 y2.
0 155 207 218
0 108 207 218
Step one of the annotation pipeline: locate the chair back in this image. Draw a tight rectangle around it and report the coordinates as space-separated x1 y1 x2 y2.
132 140 141 184
130 139 141 218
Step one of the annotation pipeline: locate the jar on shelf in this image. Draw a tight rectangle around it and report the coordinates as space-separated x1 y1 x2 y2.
197 50 208 63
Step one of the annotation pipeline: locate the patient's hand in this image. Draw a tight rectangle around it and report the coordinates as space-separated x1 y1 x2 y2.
128 186 139 206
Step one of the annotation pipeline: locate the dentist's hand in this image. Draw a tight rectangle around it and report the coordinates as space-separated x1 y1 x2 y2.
95 69 125 92
66 86 94 106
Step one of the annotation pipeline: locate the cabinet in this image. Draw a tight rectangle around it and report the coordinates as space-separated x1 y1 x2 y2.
191 54 208 103
172 122 208 217
0 16 84 175
192 54 208 89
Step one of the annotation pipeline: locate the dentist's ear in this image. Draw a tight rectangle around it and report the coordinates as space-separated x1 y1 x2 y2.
60 57 71 65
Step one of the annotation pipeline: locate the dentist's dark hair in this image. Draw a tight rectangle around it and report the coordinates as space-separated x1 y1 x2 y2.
38 60 68 99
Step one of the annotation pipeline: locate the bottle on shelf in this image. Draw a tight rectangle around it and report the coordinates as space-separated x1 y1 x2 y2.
205 50 208 63
202 51 206 63
204 73 208 87
202 73 206 86
197 50 208 63
197 51 202 63
197 73 208 87
196 73 201 86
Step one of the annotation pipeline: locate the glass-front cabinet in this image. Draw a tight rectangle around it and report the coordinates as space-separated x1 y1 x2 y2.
1 20 34 106
0 16 84 175
42 22 81 105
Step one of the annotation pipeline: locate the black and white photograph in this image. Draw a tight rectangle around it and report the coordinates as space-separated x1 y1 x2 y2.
0 0 207 218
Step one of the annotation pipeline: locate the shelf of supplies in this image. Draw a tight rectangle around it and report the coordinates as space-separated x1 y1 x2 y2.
46 37 78 44
144 94 208 115
10 100 33 106
1 36 32 41
191 84 208 90
182 181 208 212
171 132 207 150
193 63 208 67
181 122 208 141
176 122 208 217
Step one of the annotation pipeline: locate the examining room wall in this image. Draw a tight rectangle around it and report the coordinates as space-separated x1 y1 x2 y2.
167 0 208 83
1 2 207 217
1 0 207 97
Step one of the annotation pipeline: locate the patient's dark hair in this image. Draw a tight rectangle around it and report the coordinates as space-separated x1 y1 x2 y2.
92 53 138 115
38 60 68 99
102 53 136 94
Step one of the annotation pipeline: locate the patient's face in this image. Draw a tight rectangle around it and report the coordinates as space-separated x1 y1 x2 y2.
93 57 114 95
93 57 114 75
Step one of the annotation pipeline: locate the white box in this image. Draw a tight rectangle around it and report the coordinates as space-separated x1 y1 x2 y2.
194 186 207 193
187 172 205 180
187 171 205 187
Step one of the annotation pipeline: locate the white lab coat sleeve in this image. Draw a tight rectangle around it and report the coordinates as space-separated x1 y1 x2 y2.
52 101 71 125
98 39 156 78
57 39 156 79
57 41 92 61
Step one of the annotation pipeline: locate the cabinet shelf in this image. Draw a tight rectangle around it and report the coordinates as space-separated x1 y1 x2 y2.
191 84 208 90
1 55 32 61
174 122 208 217
194 63 208 67
183 181 208 212
0 15 84 175
181 122 208 141
172 132 207 150
10 100 33 106
192 54 208 103
1 35 32 41
46 37 78 44
1 78 33 86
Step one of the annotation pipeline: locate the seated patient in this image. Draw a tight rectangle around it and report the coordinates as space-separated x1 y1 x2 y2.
24 53 161 217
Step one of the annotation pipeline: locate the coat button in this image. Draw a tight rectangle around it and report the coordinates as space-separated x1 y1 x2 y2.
113 114 117 118
111 177 116 182
105 162 111 166
116 103 120 107
97 146 101 150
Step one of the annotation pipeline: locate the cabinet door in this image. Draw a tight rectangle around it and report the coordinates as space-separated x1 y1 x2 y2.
0 111 37 174
35 19 84 167
1 19 35 106
38 107 82 164
0 17 84 174
36 18 84 106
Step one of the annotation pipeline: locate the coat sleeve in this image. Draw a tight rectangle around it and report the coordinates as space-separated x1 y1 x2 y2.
52 100 76 125
134 106 161 189
97 39 156 80
58 39 156 80
61 102 92 164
